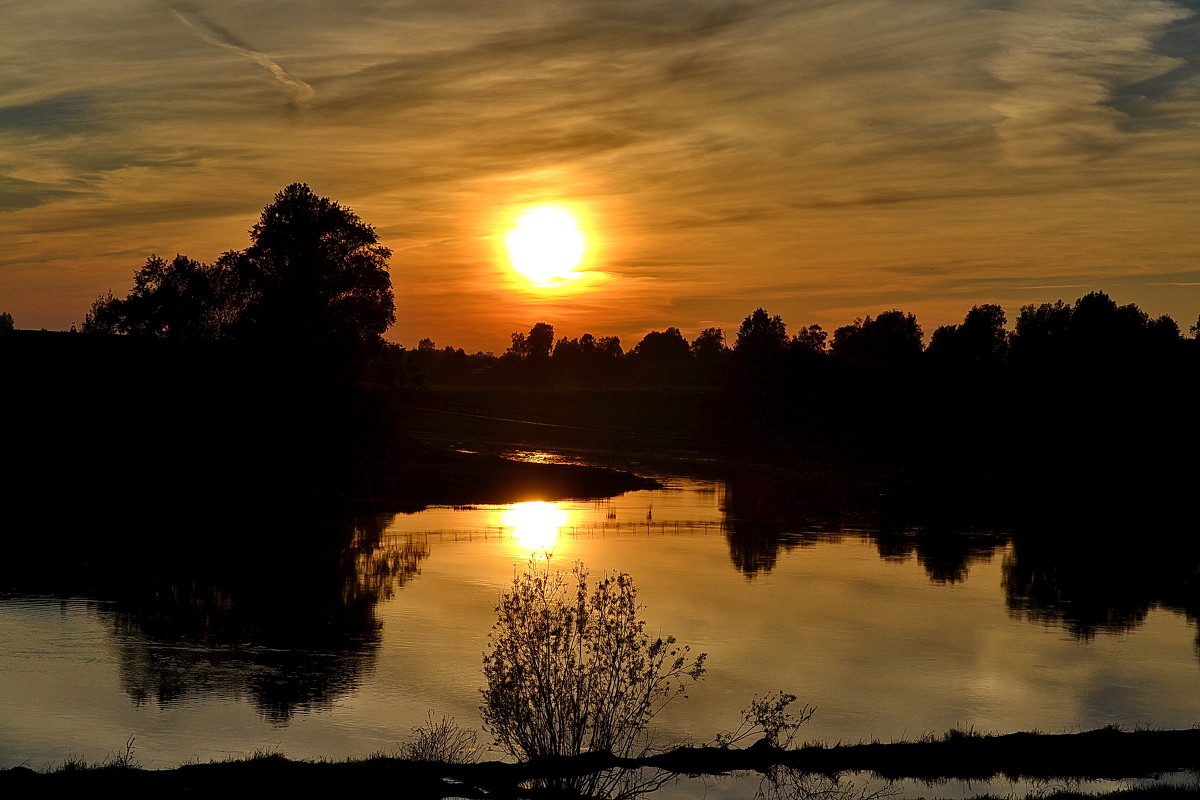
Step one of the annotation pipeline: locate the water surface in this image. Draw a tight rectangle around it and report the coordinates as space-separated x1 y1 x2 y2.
1 473 1196 790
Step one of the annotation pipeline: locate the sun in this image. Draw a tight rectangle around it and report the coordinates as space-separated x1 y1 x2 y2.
500 501 568 557
505 206 587 284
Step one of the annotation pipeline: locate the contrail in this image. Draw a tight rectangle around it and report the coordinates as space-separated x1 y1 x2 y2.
166 1 314 107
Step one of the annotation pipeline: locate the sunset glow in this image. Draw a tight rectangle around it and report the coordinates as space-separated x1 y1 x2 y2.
504 206 587 285
5 0 1199 780
500 501 568 556
2 1 1199 353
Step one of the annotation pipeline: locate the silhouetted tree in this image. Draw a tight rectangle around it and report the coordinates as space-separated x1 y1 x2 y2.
73 185 407 508
1069 291 1146 360
83 184 395 354
1002 292 1194 517
1011 292 1182 369
548 332 602 382
632 327 689 362
630 327 690 382
703 309 799 457
552 335 582 361
734 308 788 357
926 304 1008 368
595 335 623 358
691 327 726 359
727 307 790 389
1010 299 1072 363
831 310 922 368
508 322 555 360
84 254 237 341
0 311 12 335
232 183 394 350
1146 314 1183 351
790 324 827 357
688 327 729 381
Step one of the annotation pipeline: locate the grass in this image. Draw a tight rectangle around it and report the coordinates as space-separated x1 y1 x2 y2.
3 728 1197 798
48 736 140 772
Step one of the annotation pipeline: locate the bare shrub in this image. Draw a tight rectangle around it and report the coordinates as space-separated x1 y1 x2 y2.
714 691 814 750
481 560 705 796
400 712 479 763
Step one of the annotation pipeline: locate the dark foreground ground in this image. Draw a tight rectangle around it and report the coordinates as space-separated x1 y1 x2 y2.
4 728 1198 799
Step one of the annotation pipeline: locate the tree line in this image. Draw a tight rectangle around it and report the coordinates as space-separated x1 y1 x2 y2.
410 293 1197 529
19 179 1191 392
407 291 1197 388
8 181 1194 524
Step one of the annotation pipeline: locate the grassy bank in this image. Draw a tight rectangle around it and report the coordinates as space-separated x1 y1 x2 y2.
5 728 1197 798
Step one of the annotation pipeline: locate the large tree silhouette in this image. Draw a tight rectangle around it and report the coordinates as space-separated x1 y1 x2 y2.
85 183 394 353
73 184 404 509
232 183 394 349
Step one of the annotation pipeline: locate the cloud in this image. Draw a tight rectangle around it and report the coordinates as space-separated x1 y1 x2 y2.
985 0 1193 165
0 174 75 212
1108 2 1200 128
3 0 1200 345
165 1 315 109
0 94 102 136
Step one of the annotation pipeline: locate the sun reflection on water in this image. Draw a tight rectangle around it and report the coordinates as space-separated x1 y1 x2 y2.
499 501 568 557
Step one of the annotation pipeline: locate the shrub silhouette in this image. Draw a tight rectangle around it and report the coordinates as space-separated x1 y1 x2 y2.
400 712 479 764
481 561 705 795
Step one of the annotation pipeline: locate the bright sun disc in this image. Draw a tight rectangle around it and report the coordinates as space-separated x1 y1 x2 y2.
501 501 568 556
505 206 586 284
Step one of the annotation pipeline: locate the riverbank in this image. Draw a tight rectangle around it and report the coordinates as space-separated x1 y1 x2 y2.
355 444 663 512
5 728 1198 798
3 332 663 523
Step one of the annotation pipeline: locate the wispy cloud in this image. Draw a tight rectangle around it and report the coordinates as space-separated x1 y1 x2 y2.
986 0 1191 165
2 0 1199 348
165 1 315 108
0 94 102 136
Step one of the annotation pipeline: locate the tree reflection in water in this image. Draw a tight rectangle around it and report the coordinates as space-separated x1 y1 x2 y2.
721 471 1005 584
5 512 428 724
721 473 834 576
1003 529 1200 651
873 528 1007 585
719 470 1200 657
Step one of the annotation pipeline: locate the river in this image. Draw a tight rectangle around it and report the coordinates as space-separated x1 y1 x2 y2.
1 463 1196 797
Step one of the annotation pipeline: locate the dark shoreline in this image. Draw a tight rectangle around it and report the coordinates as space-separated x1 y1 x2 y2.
4 728 1198 797
352 445 663 513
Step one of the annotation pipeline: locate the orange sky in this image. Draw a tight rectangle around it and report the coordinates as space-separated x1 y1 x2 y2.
3 1 1199 353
